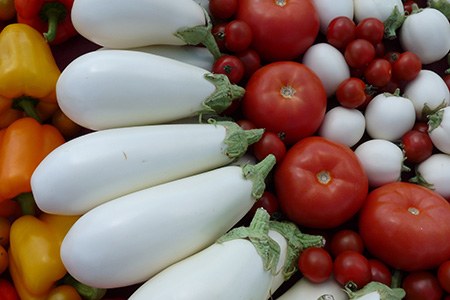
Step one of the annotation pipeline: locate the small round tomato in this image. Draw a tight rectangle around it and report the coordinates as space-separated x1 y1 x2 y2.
392 51 422 82
242 61 327 144
336 77 368 108
298 247 333 283
212 54 245 84
224 20 252 53
0 245 8 274
330 229 365 258
355 17 385 45
444 74 450 92
401 125 434 164
0 0 15 21
211 23 227 52
235 48 261 82
333 250 372 288
249 190 280 217
368 259 392 286
252 131 286 163
438 261 450 294
0 217 10 247
402 271 443 300
358 182 450 271
209 0 238 20
274 136 368 229
0 279 19 300
363 58 392 87
344 39 376 68
326 16 356 50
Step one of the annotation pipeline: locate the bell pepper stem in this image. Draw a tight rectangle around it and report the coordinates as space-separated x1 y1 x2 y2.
61 274 107 300
12 96 42 123
14 192 37 216
40 2 67 42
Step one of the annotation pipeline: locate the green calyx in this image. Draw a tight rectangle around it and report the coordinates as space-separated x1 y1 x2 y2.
242 154 276 200
427 107 445 131
429 0 450 19
201 73 245 116
345 282 406 300
422 100 448 120
40 2 67 42
60 273 107 300
174 8 221 60
217 208 281 275
213 120 264 159
12 96 42 123
384 6 406 39
409 170 435 190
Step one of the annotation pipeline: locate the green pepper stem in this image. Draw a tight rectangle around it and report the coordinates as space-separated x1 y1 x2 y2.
12 96 42 123
40 2 67 42
14 193 37 216
60 273 107 300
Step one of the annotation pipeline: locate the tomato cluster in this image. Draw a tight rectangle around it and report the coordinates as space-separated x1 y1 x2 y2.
209 0 450 298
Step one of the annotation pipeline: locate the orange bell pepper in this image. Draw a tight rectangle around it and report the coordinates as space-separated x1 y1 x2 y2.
0 117 65 200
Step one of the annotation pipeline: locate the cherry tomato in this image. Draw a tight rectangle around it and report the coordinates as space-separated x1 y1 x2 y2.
212 54 245 84
355 17 385 45
209 0 238 20
0 0 16 21
0 216 10 247
48 285 82 300
392 51 422 82
0 244 7 274
252 131 286 163
242 61 327 144
333 250 372 288
438 261 450 294
235 48 261 82
401 125 434 164
236 0 320 62
274 136 368 229
402 271 443 300
336 77 368 108
444 74 450 92
363 58 392 87
224 20 252 53
249 190 280 218
368 259 392 286
236 119 256 131
403 0 418 15
326 16 356 50
330 229 365 258
298 247 333 283
358 182 450 271
211 23 227 53
0 279 19 300
344 39 376 68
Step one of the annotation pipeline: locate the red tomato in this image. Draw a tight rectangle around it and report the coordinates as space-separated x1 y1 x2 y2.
358 182 450 271
355 17 385 45
336 77 368 108
274 136 369 229
363 58 392 87
252 131 286 163
402 271 443 300
298 247 333 283
235 48 261 82
224 20 253 53
241 61 327 145
249 190 280 218
209 0 238 20
401 125 434 164
333 250 372 288
392 51 422 82
344 39 376 68
236 0 319 62
438 260 450 293
326 16 356 50
212 54 245 84
444 74 450 91
330 229 365 257
211 23 227 52
368 259 392 286
0 279 19 300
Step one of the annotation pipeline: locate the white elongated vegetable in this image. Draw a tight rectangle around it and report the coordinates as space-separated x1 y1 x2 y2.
302 43 350 97
311 0 354 33
318 106 366 147
275 276 348 300
128 209 324 300
99 45 215 71
410 153 450 200
364 91 416 141
399 7 450 64
353 0 404 23
354 139 407 187
56 50 244 130
345 282 406 300
61 156 277 289
403 70 450 120
428 106 450 154
71 0 220 58
32 121 263 215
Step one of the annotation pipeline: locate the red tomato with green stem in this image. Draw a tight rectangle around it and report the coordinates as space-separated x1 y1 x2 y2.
236 0 319 62
212 54 245 84
242 61 327 145
358 182 450 272
298 247 333 283
336 77 368 108
274 136 369 229
392 51 422 82
401 124 434 164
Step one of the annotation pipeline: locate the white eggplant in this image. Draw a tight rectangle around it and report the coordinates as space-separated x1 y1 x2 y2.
128 208 324 300
71 0 220 58
56 50 244 130
428 106 450 154
345 282 406 300
60 156 277 289
353 0 404 23
311 0 354 33
31 121 263 215
275 276 348 300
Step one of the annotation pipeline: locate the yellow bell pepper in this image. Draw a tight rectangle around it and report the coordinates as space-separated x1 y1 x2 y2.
8 213 80 300
0 23 60 127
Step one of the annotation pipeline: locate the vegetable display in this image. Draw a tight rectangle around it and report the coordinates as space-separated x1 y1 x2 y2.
0 0 450 299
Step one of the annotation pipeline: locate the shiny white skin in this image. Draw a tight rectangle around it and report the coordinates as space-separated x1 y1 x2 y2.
275 277 348 300
61 165 256 289
129 230 288 300
364 93 416 141
56 50 218 130
354 139 405 188
403 70 450 121
71 0 207 48
318 106 365 147
353 292 381 300
429 107 450 155
311 0 354 33
302 43 350 97
31 123 236 215
400 8 450 64
416 153 450 200
100 45 215 71
353 0 404 23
